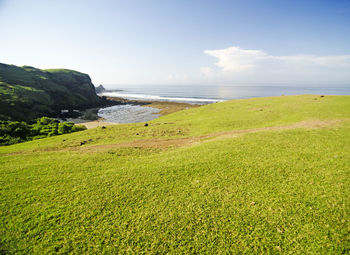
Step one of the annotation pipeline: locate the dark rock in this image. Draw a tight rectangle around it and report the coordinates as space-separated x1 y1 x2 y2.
144 123 149 127
95 84 106 94
101 126 106 129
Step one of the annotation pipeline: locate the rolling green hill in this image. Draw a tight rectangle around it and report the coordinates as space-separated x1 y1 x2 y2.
0 63 103 121
0 95 349 254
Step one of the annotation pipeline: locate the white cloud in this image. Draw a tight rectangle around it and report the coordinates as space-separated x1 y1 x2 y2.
201 46 350 84
204 47 268 72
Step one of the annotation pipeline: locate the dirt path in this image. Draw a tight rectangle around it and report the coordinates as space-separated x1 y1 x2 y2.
76 119 343 152
3 119 344 156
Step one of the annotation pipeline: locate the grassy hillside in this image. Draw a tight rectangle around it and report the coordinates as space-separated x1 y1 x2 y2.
0 95 349 254
0 63 103 121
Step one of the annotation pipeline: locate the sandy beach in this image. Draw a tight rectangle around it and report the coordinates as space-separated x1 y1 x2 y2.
78 121 116 129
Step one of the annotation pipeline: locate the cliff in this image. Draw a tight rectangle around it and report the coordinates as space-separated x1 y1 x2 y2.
0 63 104 121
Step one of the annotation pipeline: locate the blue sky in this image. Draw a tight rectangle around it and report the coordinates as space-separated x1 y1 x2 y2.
0 0 349 86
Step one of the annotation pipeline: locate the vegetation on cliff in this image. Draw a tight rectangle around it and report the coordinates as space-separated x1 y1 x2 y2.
0 95 349 253
0 63 104 121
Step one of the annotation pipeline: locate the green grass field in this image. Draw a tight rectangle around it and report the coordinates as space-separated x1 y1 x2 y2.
1 95 349 254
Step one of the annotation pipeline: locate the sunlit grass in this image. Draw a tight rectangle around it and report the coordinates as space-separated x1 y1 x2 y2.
0 95 349 254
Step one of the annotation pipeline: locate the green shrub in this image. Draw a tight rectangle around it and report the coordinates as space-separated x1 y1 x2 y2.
0 117 86 145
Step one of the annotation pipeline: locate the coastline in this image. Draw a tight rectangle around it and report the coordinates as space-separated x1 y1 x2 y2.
77 97 199 129
105 96 200 115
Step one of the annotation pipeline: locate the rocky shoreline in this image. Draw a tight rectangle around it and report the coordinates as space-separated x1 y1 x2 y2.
64 96 200 128
105 97 199 115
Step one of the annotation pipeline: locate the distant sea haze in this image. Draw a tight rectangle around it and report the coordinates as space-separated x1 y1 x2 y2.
101 84 350 104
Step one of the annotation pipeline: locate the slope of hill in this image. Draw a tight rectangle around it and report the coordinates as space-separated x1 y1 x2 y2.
0 63 103 121
0 95 349 254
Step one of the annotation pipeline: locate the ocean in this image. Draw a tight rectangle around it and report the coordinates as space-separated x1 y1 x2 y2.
98 84 350 123
101 84 350 104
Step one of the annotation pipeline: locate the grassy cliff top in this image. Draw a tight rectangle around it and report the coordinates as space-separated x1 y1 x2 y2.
44 68 88 73
1 95 349 253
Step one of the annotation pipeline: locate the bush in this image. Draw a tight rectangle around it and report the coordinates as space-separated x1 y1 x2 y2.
0 117 87 145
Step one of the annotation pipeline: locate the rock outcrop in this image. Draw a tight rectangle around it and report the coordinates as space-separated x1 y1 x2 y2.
95 84 106 94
